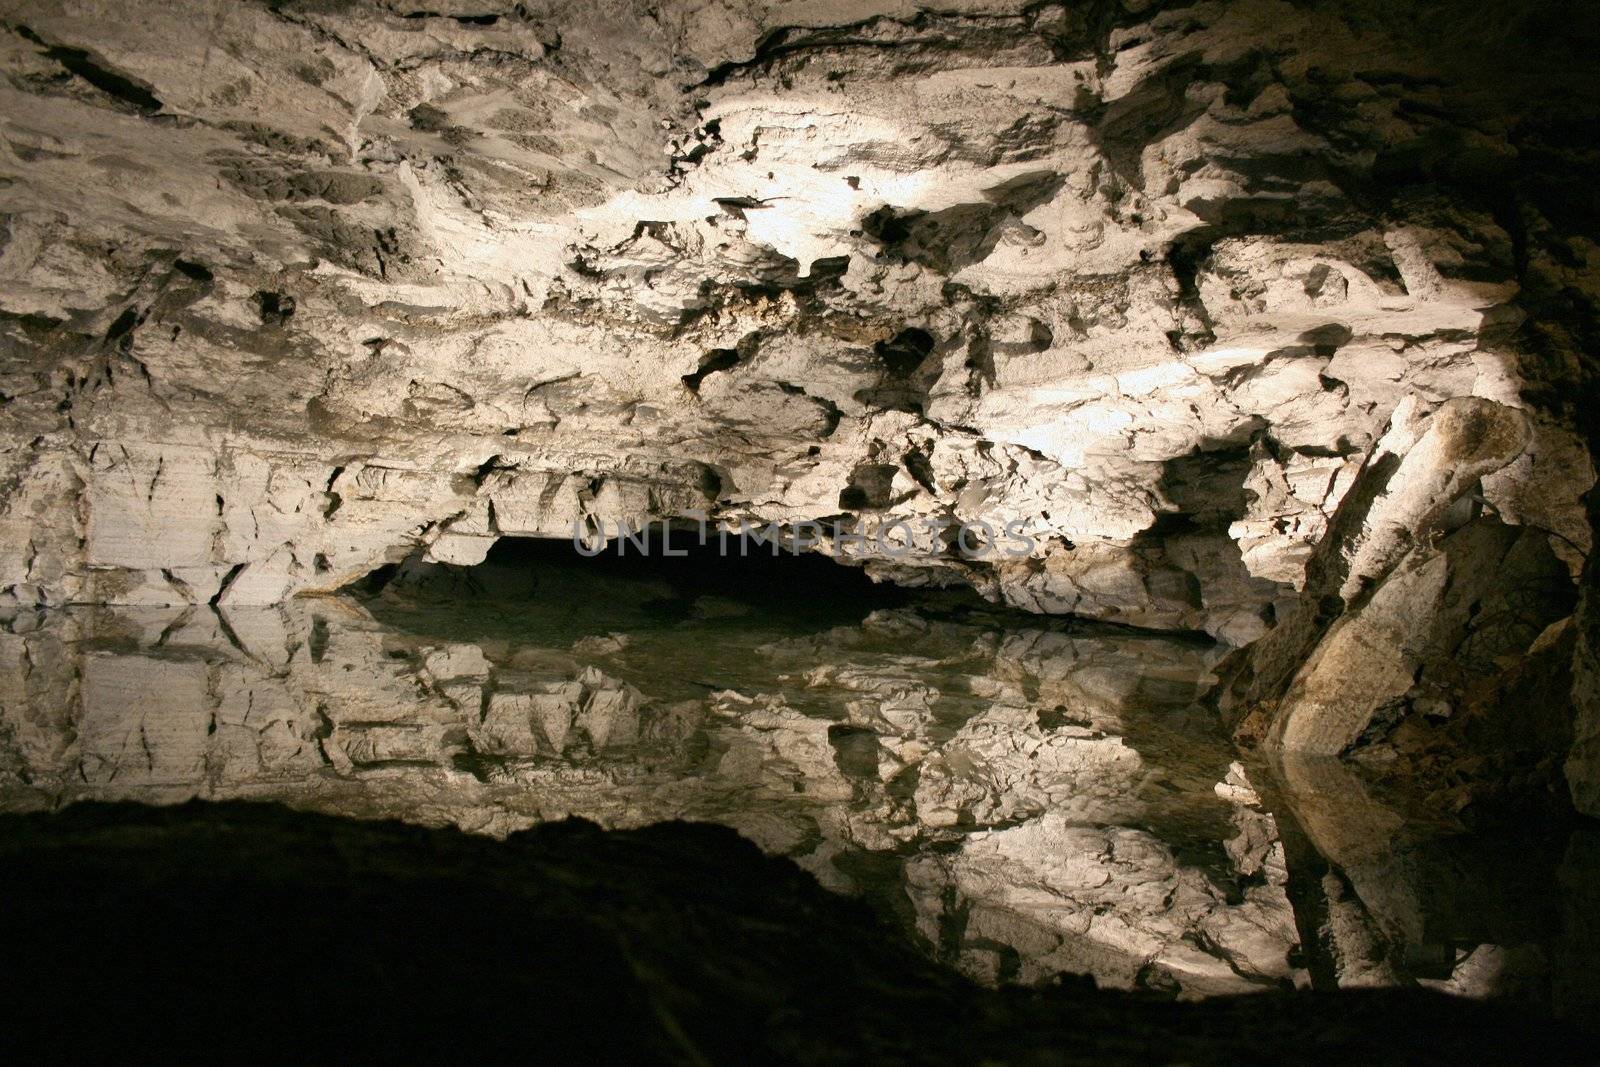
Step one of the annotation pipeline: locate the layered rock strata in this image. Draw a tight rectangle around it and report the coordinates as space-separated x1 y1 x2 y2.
3 0 1600 1009
1 0 1592 642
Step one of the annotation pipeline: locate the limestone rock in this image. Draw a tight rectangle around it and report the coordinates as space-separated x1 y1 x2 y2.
2 0 1600 1027
0 0 1590 654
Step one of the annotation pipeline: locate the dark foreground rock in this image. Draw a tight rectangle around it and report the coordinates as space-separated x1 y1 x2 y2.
0 801 1585 1064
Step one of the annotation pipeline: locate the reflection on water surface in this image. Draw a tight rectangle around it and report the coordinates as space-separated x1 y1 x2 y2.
2 541 1595 1011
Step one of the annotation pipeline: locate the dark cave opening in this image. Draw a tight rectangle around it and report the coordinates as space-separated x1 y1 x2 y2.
369 526 915 626
492 527 904 604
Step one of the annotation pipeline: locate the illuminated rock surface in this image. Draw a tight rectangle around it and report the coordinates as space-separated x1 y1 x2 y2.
2 0 1592 634
3 0 1600 1049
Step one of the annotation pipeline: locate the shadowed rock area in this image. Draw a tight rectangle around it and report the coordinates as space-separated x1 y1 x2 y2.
0 800 1588 1065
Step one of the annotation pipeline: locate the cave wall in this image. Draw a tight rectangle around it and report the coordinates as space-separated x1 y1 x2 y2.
2 2 1598 798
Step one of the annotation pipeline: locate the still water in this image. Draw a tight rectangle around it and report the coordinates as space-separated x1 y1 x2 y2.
1 540 1593 1010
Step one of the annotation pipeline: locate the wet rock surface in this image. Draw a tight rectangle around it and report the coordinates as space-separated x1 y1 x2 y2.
3 0 1597 801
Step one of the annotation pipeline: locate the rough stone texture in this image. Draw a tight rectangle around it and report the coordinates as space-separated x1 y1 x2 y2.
6 0 1600 802
1567 490 1600 818
1 0 1594 649
4 0 1600 1020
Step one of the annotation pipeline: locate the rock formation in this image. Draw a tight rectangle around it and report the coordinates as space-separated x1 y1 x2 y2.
3 0 1600 1042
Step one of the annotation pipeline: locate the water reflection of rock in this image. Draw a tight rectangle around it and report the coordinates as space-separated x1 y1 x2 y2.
1268 752 1600 1018
0 594 1304 997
